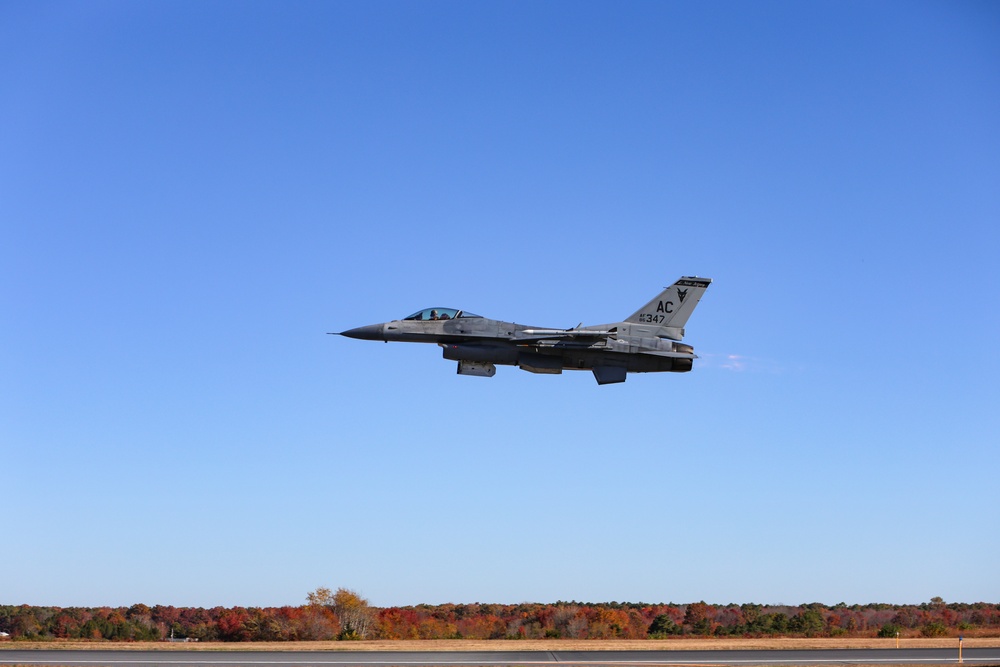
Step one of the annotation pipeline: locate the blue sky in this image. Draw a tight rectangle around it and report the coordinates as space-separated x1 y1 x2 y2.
2 1 998 609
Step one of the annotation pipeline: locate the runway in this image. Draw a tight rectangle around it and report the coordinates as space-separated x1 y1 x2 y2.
0 647 997 667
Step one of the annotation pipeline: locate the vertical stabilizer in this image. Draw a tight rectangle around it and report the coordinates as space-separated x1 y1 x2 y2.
625 277 711 337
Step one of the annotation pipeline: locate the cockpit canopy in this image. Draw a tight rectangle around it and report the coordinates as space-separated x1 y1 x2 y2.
402 308 481 321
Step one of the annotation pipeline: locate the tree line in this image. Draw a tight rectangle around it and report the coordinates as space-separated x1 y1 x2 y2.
1 590 997 642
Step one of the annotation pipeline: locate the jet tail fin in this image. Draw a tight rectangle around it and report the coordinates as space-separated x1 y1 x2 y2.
625 277 711 338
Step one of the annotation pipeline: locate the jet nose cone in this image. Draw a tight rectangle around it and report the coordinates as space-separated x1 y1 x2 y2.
340 323 385 341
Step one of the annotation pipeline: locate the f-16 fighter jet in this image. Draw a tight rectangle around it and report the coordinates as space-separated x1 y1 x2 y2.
337 277 711 385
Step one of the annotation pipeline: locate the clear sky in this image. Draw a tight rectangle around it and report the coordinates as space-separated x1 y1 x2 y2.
3 1 999 609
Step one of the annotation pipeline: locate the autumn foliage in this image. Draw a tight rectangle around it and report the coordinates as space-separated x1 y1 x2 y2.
1 595 997 642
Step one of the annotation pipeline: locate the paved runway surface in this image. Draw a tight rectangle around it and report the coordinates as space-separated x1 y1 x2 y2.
1 648 997 667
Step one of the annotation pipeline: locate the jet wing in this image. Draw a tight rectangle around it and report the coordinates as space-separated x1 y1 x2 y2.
514 328 615 341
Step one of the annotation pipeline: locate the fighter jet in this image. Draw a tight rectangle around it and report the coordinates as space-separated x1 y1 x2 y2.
337 276 711 385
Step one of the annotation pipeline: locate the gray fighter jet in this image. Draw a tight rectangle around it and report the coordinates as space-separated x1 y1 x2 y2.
337 276 711 385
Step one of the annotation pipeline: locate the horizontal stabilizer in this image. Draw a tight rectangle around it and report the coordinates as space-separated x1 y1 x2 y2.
639 349 698 359
592 366 627 385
